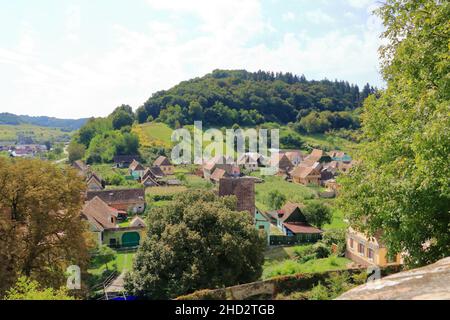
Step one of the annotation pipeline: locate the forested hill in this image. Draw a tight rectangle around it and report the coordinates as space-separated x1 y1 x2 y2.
136 69 376 127
0 113 88 131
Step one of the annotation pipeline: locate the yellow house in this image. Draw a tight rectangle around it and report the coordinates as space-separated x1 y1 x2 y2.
153 156 174 175
346 226 402 267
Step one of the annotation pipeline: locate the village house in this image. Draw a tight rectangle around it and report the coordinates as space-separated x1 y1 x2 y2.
202 155 234 180
86 172 105 191
237 152 266 171
140 166 164 187
267 202 323 241
86 188 146 214
81 196 146 248
142 174 159 187
129 159 146 179
9 144 48 158
305 149 325 162
72 160 90 177
328 150 352 163
269 153 294 174
153 156 174 175
113 155 139 168
290 166 321 186
284 150 304 166
346 226 403 267
320 167 336 183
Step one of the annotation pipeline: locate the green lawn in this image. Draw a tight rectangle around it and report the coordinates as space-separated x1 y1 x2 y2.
89 250 136 276
90 164 127 177
264 244 312 262
146 185 188 196
184 174 214 190
262 256 351 279
323 207 348 231
253 174 318 211
0 151 9 158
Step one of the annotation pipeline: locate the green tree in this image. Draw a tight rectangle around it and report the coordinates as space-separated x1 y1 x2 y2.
338 0 450 266
188 101 203 121
125 190 266 299
266 190 286 210
95 246 116 270
112 109 134 130
4 276 75 300
68 141 86 163
303 201 332 229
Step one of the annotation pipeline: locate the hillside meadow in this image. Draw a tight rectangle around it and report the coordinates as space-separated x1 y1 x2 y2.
0 124 73 143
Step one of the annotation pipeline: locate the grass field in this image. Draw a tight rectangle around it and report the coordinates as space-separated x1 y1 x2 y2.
323 207 347 231
263 255 351 279
132 121 357 155
183 174 214 189
252 174 318 211
89 250 135 276
132 122 174 148
0 124 73 143
146 185 188 196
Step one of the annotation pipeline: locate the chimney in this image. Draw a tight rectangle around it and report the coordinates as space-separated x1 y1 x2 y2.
219 177 255 217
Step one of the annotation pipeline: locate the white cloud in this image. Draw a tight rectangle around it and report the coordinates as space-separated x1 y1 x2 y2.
0 0 384 118
282 12 296 21
65 5 81 42
347 0 374 9
303 9 335 24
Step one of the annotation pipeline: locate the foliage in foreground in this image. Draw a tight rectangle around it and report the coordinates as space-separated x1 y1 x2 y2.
0 158 90 296
125 190 266 299
339 0 450 266
4 277 75 300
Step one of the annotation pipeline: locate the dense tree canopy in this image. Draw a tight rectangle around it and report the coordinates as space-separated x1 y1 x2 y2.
339 0 450 266
303 201 332 229
125 190 266 299
135 70 372 129
71 106 140 164
0 158 90 296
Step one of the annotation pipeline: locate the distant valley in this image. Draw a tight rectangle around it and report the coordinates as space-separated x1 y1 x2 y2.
0 113 88 131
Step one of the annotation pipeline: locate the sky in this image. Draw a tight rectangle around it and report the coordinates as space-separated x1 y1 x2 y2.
0 0 385 119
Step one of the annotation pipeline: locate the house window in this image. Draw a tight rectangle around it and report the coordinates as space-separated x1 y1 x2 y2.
367 248 374 261
358 243 365 255
350 238 354 249
259 225 265 230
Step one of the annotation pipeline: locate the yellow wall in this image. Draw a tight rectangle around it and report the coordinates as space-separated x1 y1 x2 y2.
346 232 401 267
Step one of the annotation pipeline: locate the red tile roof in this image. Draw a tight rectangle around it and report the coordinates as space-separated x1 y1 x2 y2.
283 222 323 234
153 156 171 166
129 159 145 171
210 168 227 182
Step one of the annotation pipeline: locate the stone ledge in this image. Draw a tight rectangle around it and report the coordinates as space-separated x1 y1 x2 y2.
337 257 450 300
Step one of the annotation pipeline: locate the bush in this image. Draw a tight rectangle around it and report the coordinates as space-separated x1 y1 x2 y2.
299 253 317 264
307 282 330 300
320 230 346 256
312 243 331 259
